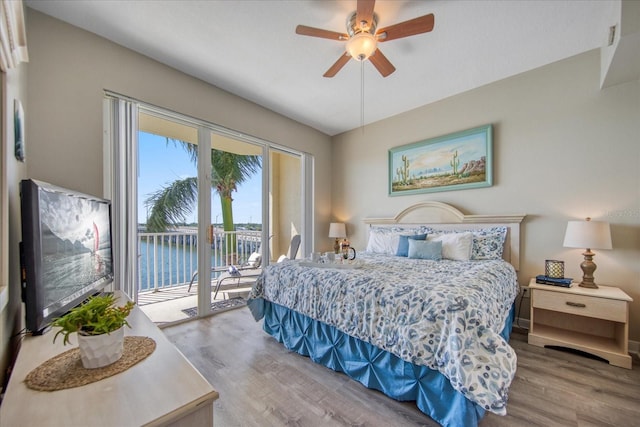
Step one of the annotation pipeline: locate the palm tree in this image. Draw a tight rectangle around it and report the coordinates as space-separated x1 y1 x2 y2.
145 139 261 261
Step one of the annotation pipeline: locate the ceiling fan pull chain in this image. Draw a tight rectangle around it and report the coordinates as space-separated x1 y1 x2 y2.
361 60 365 131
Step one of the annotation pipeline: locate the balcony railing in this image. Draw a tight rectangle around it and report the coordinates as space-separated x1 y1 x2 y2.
137 229 261 293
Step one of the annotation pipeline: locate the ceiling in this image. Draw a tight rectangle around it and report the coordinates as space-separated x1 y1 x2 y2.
25 0 620 136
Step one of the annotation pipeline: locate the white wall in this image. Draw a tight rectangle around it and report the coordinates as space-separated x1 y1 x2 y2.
0 63 28 386
25 9 331 198
332 50 640 341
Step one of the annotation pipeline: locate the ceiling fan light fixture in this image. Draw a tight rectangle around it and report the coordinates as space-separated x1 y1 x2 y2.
296 5 434 78
346 32 377 61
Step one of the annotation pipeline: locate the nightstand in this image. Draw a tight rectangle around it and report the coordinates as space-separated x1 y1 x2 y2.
528 278 633 369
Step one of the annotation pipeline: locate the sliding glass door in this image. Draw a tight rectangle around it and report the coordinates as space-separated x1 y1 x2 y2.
137 112 210 322
268 149 303 262
105 94 310 324
135 110 268 322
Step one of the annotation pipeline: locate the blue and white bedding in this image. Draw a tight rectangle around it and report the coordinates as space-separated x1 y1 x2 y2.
248 253 519 416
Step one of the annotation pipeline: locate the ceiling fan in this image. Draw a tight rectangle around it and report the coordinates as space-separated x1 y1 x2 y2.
295 0 435 78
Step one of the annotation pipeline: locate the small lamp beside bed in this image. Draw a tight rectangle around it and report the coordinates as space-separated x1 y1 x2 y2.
329 222 347 254
563 217 612 289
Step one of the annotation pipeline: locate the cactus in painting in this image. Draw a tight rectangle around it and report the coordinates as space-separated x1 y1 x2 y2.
450 150 459 175
397 155 410 184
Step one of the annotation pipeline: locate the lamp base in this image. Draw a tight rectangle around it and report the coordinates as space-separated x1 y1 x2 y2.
578 280 598 289
578 249 598 289
333 238 340 254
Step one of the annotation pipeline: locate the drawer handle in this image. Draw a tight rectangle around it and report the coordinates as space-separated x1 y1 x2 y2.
566 301 586 308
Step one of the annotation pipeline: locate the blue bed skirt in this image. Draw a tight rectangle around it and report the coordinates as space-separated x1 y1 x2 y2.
251 299 515 427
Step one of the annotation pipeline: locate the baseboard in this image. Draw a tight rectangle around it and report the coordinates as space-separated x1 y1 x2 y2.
515 317 640 358
514 317 529 331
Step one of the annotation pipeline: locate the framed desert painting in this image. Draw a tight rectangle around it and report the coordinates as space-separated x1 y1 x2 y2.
389 125 492 196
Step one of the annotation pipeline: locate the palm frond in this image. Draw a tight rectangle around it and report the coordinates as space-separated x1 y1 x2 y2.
211 151 261 195
145 138 262 232
144 177 198 232
166 137 198 164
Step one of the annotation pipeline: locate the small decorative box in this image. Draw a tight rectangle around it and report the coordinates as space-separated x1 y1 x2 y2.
545 260 564 279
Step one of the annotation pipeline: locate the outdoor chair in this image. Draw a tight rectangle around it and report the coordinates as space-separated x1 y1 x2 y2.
211 234 301 299
188 234 301 300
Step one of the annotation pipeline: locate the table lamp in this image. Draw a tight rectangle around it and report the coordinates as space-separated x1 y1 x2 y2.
563 217 612 288
328 223 346 254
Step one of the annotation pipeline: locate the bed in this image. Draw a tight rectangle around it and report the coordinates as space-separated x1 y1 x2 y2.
248 202 525 427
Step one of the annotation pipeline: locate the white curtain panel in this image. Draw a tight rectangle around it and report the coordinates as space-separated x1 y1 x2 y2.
0 0 28 71
103 96 139 301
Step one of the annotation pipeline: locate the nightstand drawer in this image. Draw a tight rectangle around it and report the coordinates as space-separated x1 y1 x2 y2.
533 289 626 322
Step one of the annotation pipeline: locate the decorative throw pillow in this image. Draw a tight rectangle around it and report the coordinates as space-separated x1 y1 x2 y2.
470 227 507 260
407 239 442 260
428 232 473 261
396 233 428 257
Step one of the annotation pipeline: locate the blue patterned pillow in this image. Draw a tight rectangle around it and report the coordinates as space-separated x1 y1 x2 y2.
471 227 507 260
407 239 442 260
396 233 428 257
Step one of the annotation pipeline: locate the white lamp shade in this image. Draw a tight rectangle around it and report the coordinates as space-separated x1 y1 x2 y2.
563 220 612 250
328 223 347 238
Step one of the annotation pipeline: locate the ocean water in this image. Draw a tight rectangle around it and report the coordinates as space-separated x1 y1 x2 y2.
137 239 259 290
139 240 208 290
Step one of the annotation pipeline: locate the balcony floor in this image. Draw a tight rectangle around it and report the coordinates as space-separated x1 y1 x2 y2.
137 282 253 326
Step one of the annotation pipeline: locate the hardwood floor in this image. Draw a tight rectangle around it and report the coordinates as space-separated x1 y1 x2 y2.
162 308 640 427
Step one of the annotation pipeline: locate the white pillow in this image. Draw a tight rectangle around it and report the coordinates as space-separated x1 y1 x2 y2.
428 232 473 261
366 232 401 255
246 252 262 268
277 254 288 263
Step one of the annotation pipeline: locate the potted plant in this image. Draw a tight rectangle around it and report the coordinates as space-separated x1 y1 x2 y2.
52 294 135 369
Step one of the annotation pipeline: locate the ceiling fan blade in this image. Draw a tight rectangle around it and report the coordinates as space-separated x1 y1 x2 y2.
369 48 396 77
377 13 435 42
323 53 351 78
356 0 376 29
296 25 348 41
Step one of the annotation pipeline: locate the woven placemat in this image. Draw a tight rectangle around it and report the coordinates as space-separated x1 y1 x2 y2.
24 336 156 391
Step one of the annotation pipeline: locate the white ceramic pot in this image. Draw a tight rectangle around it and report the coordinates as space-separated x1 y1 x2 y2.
77 327 125 369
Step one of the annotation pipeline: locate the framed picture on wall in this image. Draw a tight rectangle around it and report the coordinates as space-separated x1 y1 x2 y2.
389 124 492 196
14 99 25 162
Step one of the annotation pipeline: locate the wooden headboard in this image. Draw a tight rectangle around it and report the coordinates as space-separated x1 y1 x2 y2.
363 201 526 271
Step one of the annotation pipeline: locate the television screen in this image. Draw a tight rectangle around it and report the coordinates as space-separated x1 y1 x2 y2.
20 179 114 334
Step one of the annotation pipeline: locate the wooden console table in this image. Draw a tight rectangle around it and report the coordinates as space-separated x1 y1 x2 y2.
528 279 632 369
0 292 219 426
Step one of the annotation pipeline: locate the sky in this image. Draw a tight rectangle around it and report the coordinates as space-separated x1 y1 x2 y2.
138 132 262 225
391 132 487 178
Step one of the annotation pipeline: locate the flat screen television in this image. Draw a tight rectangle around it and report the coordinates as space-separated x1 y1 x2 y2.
20 179 114 334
